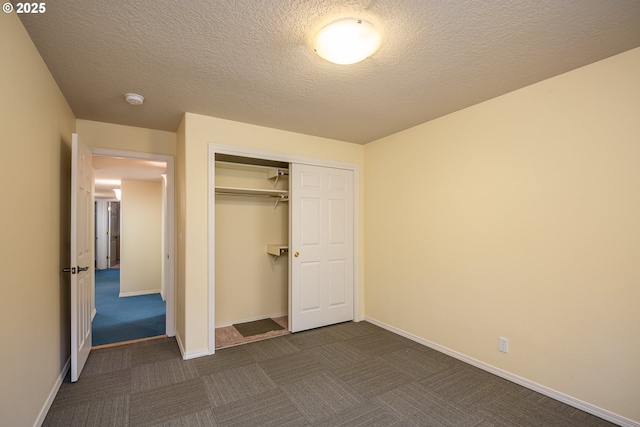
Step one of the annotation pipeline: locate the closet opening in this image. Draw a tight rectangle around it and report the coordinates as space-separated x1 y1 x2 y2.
214 154 291 349
209 143 360 356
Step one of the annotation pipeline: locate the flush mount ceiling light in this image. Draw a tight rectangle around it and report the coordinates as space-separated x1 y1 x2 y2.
124 93 144 105
314 18 381 65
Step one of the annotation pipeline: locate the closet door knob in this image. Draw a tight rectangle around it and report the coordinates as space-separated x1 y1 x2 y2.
294 252 300 258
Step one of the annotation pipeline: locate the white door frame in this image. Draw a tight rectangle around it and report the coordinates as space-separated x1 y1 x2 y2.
208 143 361 354
91 147 176 337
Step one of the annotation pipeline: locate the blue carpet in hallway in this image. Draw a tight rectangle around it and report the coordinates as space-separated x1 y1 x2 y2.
93 269 166 346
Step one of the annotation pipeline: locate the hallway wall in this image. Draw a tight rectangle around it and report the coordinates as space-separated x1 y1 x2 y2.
120 179 164 296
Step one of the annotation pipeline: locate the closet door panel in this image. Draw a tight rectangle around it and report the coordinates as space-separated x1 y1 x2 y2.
328 199 346 245
300 170 321 189
301 197 321 247
328 260 347 307
291 163 354 332
300 261 321 312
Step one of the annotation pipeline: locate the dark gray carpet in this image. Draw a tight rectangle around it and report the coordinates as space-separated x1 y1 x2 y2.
233 318 284 337
44 322 616 426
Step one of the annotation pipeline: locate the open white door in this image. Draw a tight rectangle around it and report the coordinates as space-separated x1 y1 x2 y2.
70 134 94 382
290 164 354 332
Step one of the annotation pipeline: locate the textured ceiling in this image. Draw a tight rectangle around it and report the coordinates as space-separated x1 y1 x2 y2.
19 0 640 144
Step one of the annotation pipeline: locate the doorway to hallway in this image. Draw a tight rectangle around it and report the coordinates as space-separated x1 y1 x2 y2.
93 177 166 346
91 148 175 346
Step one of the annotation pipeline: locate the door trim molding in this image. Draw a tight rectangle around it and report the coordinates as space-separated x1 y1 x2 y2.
91 147 176 337
208 143 361 354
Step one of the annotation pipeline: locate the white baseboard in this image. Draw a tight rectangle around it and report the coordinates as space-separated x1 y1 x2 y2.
215 312 287 328
175 330 212 360
364 316 638 427
34 357 70 427
118 290 160 298
91 307 97 321
182 348 212 360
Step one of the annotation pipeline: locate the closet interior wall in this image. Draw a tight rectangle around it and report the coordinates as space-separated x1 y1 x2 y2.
214 160 289 326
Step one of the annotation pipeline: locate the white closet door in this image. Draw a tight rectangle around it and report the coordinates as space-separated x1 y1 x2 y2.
290 164 354 332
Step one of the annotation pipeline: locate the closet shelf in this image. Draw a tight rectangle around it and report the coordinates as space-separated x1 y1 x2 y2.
267 244 288 261
215 186 288 208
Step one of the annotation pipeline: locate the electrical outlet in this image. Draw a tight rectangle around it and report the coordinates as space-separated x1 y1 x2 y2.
499 337 509 353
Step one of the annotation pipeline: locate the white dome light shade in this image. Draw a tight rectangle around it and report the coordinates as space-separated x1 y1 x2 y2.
314 18 381 65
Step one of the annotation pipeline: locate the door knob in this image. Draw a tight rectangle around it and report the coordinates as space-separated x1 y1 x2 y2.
294 252 300 258
77 266 89 272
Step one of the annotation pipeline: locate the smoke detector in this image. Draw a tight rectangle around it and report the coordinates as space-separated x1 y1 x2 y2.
124 93 144 105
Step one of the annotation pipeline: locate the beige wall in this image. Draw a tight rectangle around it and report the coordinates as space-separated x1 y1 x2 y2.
77 119 176 156
364 47 640 422
179 113 364 355
0 14 77 426
120 179 163 296
215 165 289 325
